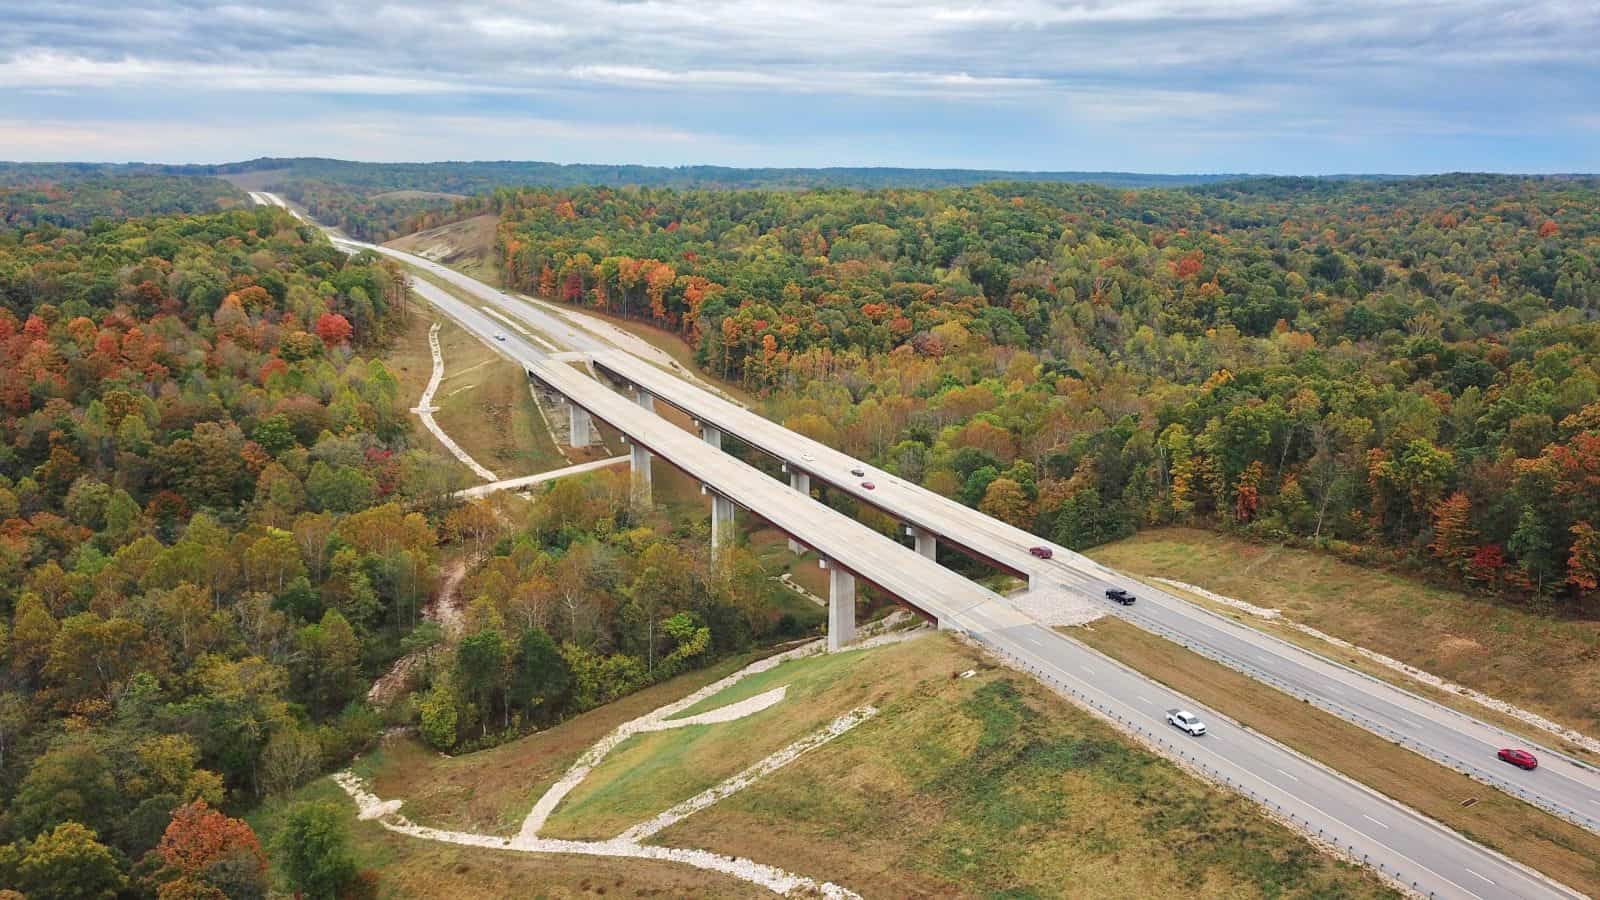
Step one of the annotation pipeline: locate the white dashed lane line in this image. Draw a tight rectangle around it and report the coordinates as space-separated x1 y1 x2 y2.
1362 814 1390 829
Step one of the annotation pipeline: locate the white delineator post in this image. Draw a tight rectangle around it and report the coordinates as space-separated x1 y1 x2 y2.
907 525 937 560
711 492 736 559
569 405 592 448
786 468 811 554
823 559 857 652
629 440 652 507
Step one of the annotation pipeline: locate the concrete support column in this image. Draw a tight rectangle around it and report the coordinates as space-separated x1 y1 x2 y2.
629 441 652 507
906 525 937 560
711 492 736 558
568 405 592 448
787 470 812 554
634 388 655 412
700 423 722 449
826 563 857 652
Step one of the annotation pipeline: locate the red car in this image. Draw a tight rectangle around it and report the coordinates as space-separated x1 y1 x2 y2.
1498 748 1538 770
861 481 875 490
1029 546 1053 559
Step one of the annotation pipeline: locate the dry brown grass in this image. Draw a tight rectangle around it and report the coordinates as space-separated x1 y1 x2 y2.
1089 528 1600 741
252 780 767 899
386 214 501 285
539 637 951 840
659 633 1394 899
359 653 768 835
1073 616 1600 895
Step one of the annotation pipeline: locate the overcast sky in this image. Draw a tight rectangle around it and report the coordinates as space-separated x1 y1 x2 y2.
3 0 1597 173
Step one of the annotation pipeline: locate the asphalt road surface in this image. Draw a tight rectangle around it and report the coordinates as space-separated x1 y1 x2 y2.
590 344 1600 835
259 193 1583 898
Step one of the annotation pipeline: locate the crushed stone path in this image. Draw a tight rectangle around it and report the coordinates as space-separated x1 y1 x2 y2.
333 771 860 898
413 321 497 482
331 631 933 898
616 704 876 844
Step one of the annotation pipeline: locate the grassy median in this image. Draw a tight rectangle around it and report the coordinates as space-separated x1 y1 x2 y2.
1071 616 1600 895
1089 528 1600 745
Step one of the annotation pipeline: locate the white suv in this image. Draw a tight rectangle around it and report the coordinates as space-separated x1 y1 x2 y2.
1167 709 1207 736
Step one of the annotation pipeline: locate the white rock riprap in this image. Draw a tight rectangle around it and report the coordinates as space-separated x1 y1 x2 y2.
330 632 912 898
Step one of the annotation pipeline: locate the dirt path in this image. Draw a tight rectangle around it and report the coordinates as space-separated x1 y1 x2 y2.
414 321 498 483
337 625 928 895
368 558 471 705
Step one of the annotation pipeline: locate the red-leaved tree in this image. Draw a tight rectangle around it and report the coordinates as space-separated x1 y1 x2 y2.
315 313 353 347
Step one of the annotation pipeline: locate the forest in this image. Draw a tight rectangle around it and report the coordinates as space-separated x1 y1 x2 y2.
0 199 789 897
0 158 1269 243
483 174 1600 604
0 173 244 232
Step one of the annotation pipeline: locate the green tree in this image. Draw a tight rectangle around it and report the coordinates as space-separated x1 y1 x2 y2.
273 802 357 900
1509 506 1557 593
417 674 459 751
508 627 569 723
295 610 362 716
455 629 508 734
6 822 126 900
12 740 120 839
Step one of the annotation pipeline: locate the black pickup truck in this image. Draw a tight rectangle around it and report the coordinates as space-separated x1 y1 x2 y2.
1104 587 1136 605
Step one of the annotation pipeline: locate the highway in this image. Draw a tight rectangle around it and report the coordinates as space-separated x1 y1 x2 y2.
256 192 1583 898
585 349 1600 833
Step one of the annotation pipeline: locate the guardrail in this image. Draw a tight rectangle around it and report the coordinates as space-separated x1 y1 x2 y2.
968 631 1551 900
1113 607 1600 833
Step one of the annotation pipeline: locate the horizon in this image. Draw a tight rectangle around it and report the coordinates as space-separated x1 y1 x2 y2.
5 1 1598 173
4 156 1595 179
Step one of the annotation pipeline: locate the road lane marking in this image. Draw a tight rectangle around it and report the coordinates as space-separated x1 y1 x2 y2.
1137 696 1152 704
1274 768 1300 783
1079 665 1094 675
1361 814 1389 829
1463 868 1495 886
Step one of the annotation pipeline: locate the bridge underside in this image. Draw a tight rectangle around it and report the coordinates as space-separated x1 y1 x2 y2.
530 368 928 650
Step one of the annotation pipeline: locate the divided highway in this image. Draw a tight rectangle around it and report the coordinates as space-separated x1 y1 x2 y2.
589 348 1600 834
258 193 1583 898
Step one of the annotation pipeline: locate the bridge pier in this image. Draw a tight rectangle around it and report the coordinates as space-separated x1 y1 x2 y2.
710 491 736 559
825 563 857 652
629 441 652 507
568 405 592 448
700 423 722 449
787 469 811 553
907 525 937 560
633 387 655 412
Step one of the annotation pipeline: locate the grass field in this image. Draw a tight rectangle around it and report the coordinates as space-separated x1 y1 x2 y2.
1073 617 1600 895
386 214 501 286
538 641 911 840
357 652 770 835
1089 528 1600 742
384 309 568 481
249 779 768 899
430 314 567 480
655 633 1394 899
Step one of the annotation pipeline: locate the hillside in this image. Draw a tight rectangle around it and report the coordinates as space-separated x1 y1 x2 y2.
314 631 1393 898
484 174 1600 605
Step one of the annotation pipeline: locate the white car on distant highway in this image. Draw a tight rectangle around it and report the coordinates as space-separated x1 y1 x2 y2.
1167 709 1207 736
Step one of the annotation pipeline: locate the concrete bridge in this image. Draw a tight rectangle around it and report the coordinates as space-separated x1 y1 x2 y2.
289 208 1587 899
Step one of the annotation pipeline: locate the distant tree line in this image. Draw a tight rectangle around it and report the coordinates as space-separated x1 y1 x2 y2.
484 174 1600 604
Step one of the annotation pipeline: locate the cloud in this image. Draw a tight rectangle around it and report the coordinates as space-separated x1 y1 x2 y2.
0 0 1597 171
